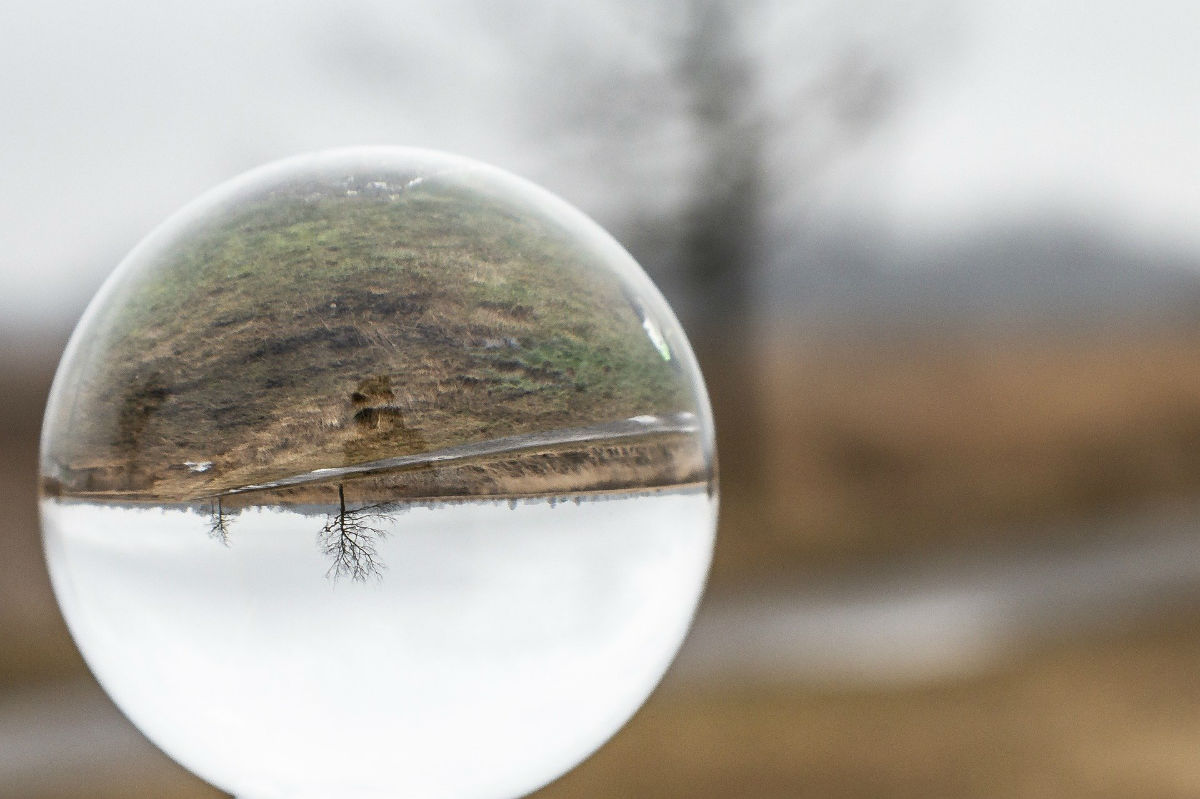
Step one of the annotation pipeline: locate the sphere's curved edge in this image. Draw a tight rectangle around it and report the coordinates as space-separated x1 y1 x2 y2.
38 145 718 799
513 494 719 799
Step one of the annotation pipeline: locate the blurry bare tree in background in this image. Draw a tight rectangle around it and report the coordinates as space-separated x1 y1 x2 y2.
673 0 770 489
304 0 953 585
436 0 940 499
669 0 907 493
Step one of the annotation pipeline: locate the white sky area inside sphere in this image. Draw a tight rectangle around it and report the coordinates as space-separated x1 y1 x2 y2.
43 492 714 798
1 0 1198 330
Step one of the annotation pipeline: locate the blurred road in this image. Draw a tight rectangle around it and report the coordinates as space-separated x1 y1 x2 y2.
680 500 1200 685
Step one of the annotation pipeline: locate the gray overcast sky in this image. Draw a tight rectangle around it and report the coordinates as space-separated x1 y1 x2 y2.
2 0 1197 331
853 0 1200 249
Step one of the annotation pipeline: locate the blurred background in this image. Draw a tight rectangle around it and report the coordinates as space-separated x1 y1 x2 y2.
5 0 1200 796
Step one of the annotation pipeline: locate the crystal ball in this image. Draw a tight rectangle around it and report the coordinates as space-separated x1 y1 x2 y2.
39 148 716 799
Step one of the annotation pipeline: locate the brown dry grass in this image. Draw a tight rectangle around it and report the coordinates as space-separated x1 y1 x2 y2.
212 433 708 508
706 318 1200 588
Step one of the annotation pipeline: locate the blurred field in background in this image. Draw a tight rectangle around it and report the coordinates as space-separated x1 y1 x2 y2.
9 312 1200 797
6 0 1200 796
723 317 1200 582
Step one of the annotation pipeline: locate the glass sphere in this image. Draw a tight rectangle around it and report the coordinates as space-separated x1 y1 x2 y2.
40 147 716 799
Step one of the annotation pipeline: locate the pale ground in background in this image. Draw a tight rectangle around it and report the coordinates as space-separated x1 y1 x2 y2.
8 613 1200 799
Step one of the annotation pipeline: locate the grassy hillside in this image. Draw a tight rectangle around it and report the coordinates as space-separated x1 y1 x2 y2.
42 177 699 499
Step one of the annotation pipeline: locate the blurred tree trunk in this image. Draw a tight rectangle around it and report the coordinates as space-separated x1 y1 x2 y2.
677 0 767 492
